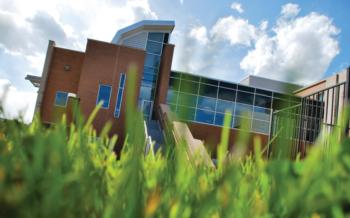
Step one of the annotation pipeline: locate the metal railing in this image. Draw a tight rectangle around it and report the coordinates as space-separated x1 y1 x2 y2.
268 81 347 159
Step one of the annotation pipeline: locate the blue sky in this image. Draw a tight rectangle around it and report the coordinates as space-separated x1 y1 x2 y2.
0 0 349 121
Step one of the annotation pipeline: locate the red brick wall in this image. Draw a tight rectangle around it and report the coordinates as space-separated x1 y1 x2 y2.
77 39 145 147
41 47 84 123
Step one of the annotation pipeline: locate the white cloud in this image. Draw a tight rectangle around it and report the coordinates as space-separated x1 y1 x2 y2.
240 12 340 84
0 0 158 122
211 16 258 46
281 3 301 18
0 79 36 123
231 2 244 14
189 25 209 45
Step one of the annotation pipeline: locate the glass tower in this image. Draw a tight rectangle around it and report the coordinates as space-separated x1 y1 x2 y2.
139 32 169 120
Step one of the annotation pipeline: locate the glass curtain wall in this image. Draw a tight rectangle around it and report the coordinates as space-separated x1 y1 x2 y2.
139 32 168 120
166 71 301 135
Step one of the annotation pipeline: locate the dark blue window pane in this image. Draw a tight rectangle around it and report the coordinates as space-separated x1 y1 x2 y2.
200 78 219 86
144 66 158 75
146 41 163 55
216 99 235 114
145 53 161 69
148 32 164 42
177 106 195 121
169 77 180 91
120 74 126 88
142 73 157 86
182 74 200 82
219 81 237 89
214 112 232 127
142 101 153 117
170 71 181 78
236 91 254 105
178 93 197 107
195 109 214 124
253 107 271 121
166 90 178 104
254 95 272 108
55 92 68 107
252 120 270 134
218 88 236 101
197 96 216 111
199 84 218 98
235 103 253 118
139 85 154 101
179 80 199 94
116 88 123 109
97 85 111 108
238 85 254 93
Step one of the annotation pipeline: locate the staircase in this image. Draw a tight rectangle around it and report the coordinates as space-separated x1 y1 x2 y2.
144 120 165 154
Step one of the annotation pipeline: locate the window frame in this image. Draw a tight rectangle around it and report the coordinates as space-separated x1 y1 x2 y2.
96 84 112 109
54 91 69 108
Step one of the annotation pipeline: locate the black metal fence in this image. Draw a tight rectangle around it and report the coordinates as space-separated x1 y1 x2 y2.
268 80 348 159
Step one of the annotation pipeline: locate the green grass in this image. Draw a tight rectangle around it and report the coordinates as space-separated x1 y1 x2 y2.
1 72 350 217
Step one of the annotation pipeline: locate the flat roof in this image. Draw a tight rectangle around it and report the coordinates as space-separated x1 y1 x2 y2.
112 20 175 44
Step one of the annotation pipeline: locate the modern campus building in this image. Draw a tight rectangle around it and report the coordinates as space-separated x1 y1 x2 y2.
26 20 350 158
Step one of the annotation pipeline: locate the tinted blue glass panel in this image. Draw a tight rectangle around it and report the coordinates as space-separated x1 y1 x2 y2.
199 84 218 98
235 103 253 118
54 91 68 107
218 88 236 101
166 90 178 104
142 101 153 117
169 77 180 91
180 80 199 94
216 99 235 114
145 53 161 69
195 109 215 124
214 112 232 127
177 106 195 121
236 91 254 105
120 74 126 88
233 116 251 129
197 96 216 111
178 93 197 107
144 66 158 75
139 85 153 101
254 95 271 108
114 88 123 118
142 73 157 86
96 85 112 109
253 107 270 121
252 120 270 134
148 32 164 42
146 41 163 55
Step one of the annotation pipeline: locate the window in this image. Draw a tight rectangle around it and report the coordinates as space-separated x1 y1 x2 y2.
146 41 163 55
96 84 112 109
254 95 272 108
114 74 126 118
252 120 270 134
214 112 232 127
145 53 161 69
148 32 164 42
178 92 197 107
54 91 68 107
195 109 215 124
166 90 178 104
177 106 195 121
218 87 236 101
197 96 216 111
235 103 253 118
199 84 218 98
236 91 254 105
216 99 235 114
253 107 271 121
179 80 199 94
200 78 219 86
139 85 154 101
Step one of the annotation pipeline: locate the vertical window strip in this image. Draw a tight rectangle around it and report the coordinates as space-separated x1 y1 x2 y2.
114 74 126 118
